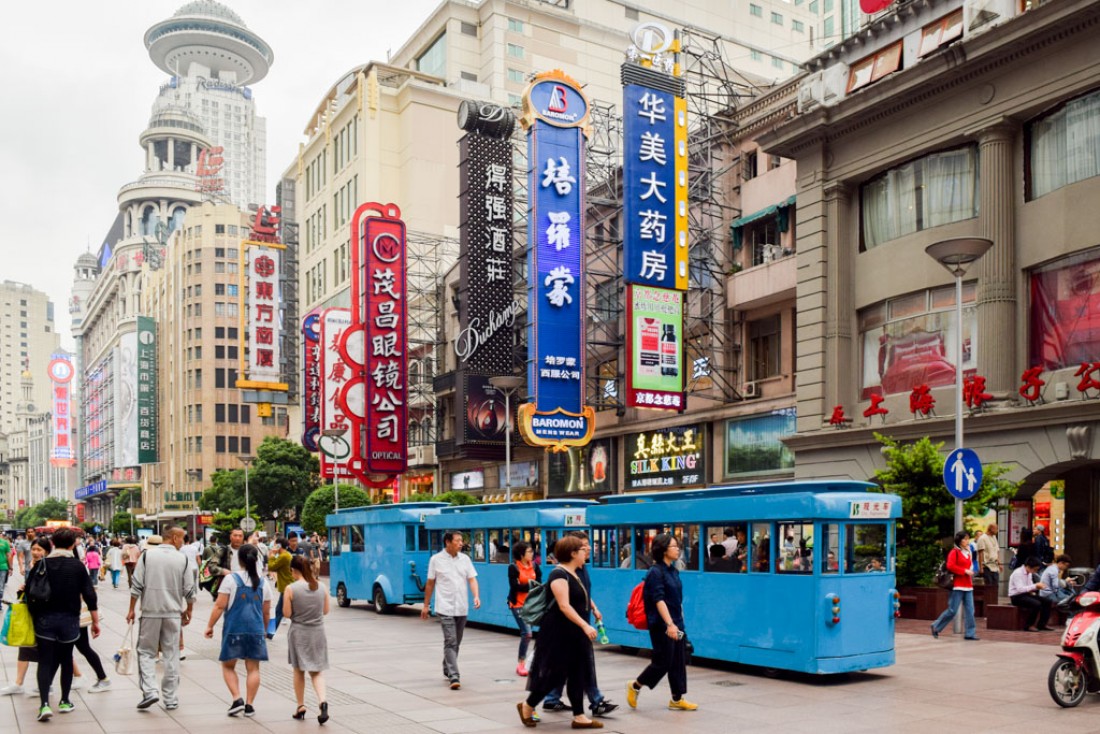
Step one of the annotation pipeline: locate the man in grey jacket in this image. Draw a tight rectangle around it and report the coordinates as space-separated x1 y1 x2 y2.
126 527 196 711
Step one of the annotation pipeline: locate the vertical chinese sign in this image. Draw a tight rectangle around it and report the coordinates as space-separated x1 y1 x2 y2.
517 71 596 449
47 353 75 468
455 100 520 458
136 317 158 464
340 203 408 485
321 309 354 480
238 205 289 398
622 24 688 412
300 310 322 452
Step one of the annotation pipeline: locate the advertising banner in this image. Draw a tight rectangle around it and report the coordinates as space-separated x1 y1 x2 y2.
548 437 615 496
136 317 158 464
116 331 138 468
47 354 75 468
625 423 705 490
301 310 322 452
622 82 688 291
320 309 354 480
463 375 517 446
626 285 685 410
725 409 796 477
517 71 595 449
451 469 485 491
243 244 284 386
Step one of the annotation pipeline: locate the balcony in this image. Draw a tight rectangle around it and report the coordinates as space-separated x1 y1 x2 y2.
432 371 456 395
727 251 797 311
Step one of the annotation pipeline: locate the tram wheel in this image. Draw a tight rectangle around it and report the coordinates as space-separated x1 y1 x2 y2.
336 583 351 608
373 585 393 614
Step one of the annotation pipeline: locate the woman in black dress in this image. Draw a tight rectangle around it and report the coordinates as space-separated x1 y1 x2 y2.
516 535 601 729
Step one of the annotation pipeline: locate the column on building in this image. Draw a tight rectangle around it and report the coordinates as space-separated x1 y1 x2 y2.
975 123 1018 395
823 181 854 412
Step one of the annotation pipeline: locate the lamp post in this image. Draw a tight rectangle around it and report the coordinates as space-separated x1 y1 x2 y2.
238 455 254 531
186 468 201 540
926 237 992 634
150 480 164 535
320 428 345 512
488 376 524 503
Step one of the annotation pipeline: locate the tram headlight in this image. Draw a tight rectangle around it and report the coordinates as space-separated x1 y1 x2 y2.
826 593 840 625
890 589 901 618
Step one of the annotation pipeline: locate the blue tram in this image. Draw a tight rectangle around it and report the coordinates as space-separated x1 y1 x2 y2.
326 502 447 611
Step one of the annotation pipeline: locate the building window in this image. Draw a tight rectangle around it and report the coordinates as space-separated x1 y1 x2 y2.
771 56 784 69
743 151 758 181
507 43 524 58
215 224 225 234
416 33 447 78
861 145 978 249
215 284 225 296
858 284 975 397
751 49 762 62
242 437 251 454
216 435 225 453
216 404 225 422
1028 88 1100 199
823 15 835 38
918 9 963 57
743 215 782 267
216 368 225 388
809 0 819 13
508 93 522 107
1029 249 1100 370
228 404 239 422
824 0 834 12
227 284 238 297
792 19 805 32
216 345 225 359
508 68 525 83
508 18 524 32
750 3 763 16
460 71 477 82
847 41 900 93
228 436 239 453
242 405 251 423
460 21 478 36
748 314 782 381
771 11 783 24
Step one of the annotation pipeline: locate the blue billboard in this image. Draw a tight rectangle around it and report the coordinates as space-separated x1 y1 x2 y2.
518 72 595 448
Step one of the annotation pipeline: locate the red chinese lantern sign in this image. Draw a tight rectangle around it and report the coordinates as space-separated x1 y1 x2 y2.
339 203 408 483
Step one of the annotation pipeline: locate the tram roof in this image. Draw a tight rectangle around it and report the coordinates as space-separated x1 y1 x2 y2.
326 501 447 526
426 499 597 528
603 479 878 504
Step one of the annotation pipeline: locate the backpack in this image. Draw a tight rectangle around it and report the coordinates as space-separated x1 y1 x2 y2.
626 581 647 629
516 580 552 626
25 557 52 609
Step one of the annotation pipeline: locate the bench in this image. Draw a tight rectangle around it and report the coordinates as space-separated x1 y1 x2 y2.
986 602 1065 630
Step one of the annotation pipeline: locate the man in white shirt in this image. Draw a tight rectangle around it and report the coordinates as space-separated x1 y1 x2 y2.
1008 555 1052 631
421 531 480 689
721 527 738 559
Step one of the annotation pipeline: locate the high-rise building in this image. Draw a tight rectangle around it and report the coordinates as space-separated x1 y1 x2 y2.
0 281 60 436
144 0 273 209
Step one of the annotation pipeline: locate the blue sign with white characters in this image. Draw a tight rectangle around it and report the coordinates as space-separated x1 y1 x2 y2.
943 448 983 500
623 84 688 291
518 72 595 448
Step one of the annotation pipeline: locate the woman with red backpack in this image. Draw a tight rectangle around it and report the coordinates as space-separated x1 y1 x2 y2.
930 530 980 641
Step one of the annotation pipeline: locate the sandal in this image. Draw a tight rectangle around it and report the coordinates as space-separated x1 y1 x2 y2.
517 702 538 728
292 705 307 720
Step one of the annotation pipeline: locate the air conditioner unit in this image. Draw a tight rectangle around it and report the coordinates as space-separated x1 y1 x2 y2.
761 244 781 263
742 382 761 399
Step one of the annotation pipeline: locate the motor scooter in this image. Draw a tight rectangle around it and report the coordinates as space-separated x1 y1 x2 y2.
1050 590 1100 707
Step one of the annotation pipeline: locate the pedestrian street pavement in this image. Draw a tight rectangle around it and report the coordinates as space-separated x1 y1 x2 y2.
5 579 1100 733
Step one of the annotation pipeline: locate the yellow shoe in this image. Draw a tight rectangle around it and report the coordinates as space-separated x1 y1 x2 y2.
668 699 698 711
625 682 639 709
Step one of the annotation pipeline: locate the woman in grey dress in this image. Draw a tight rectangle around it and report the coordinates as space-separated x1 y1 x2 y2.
284 555 330 724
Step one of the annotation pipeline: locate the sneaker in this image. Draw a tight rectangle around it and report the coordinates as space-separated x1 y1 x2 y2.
543 701 569 712
0 684 24 696
625 682 639 709
89 679 111 693
137 694 160 710
165 703 179 711
591 700 619 717
516 663 528 677
244 704 256 717
449 677 461 690
37 705 52 722
57 700 75 714
930 624 939 639
227 698 246 716
71 677 85 690
668 698 699 711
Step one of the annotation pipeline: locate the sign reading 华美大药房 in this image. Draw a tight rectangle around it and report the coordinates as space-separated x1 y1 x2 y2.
136 317 158 465
517 70 595 449
625 423 706 490
626 285 684 411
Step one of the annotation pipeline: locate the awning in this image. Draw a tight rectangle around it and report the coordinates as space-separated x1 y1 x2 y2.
731 195 797 250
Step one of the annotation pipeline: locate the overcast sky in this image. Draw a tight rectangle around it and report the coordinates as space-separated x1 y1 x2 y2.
0 0 440 350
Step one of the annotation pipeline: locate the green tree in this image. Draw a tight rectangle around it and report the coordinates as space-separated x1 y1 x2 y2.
209 508 264 539
198 469 245 512
871 433 1019 586
301 484 372 535
198 437 320 519
435 491 479 506
111 511 136 536
115 489 141 512
14 498 72 529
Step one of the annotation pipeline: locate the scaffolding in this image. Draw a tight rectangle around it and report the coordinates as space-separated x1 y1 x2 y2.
408 229 459 446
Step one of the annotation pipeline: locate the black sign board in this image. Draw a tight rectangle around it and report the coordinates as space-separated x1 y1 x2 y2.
625 423 706 490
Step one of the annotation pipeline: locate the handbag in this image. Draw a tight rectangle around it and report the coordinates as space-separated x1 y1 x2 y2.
2 602 36 647
934 552 956 590
114 623 135 675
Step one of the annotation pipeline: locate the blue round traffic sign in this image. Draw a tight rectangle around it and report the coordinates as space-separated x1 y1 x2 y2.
943 448 983 500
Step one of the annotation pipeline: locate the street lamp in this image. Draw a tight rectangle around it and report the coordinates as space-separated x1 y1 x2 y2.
320 429 346 512
488 376 524 503
150 480 164 535
926 237 992 634
238 455 254 532
186 468 201 539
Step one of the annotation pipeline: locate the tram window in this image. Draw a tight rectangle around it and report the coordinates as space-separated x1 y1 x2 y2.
847 524 889 573
489 529 511 563
704 524 747 573
471 530 487 562
418 526 429 551
821 523 840 574
669 524 700 571
405 525 417 552
750 522 772 573
350 525 365 553
429 530 443 552
634 527 660 569
460 531 473 555
777 522 813 573
616 528 632 568
591 528 614 568
545 530 561 563
329 527 343 557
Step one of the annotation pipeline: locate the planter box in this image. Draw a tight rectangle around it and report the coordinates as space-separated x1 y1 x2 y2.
319 560 330 577
898 584 999 620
